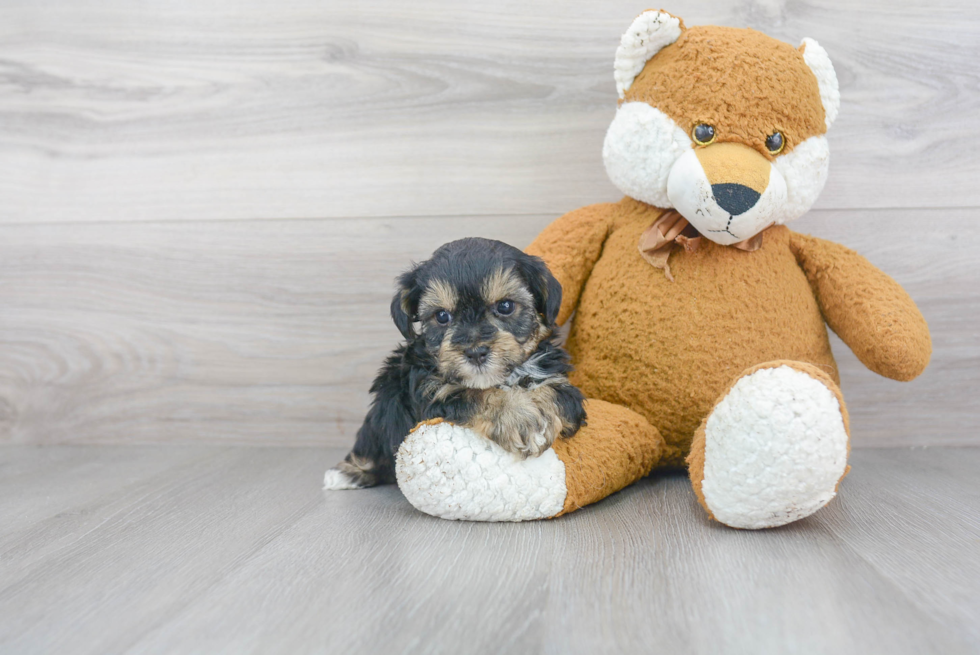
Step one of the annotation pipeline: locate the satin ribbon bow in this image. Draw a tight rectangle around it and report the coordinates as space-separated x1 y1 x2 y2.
638 209 769 281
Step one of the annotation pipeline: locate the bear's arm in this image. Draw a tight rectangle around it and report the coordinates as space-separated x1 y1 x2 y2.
525 203 617 326
789 231 932 382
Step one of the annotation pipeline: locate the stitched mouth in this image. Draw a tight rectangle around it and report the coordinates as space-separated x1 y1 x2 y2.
707 215 740 240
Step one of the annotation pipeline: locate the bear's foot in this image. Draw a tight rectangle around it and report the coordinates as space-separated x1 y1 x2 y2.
396 420 567 521
396 400 664 521
688 362 850 529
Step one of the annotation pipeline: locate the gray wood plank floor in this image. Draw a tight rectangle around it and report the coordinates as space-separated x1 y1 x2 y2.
1 446 977 654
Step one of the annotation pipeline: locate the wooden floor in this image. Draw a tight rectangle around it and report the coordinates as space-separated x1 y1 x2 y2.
2 3 977 652
1 446 978 654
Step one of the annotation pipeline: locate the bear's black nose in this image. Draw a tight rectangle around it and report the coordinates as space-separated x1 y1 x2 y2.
464 345 490 366
711 183 761 216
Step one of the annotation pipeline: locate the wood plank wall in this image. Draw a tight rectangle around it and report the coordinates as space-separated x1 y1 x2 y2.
1 0 977 447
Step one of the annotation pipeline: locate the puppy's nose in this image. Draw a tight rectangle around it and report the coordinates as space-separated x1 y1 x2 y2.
711 183 761 216
464 345 490 366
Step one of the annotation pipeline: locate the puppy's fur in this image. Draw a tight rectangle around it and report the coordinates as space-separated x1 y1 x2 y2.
325 238 587 489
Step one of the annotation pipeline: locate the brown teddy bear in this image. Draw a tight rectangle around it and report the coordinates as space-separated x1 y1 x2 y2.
393 10 931 528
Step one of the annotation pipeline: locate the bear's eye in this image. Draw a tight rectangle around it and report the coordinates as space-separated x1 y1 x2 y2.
765 131 785 155
434 309 452 325
692 123 716 146
494 299 515 316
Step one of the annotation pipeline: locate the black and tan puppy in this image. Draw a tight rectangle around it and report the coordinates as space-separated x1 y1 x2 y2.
324 238 586 489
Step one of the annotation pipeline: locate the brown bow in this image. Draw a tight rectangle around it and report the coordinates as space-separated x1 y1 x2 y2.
638 209 769 281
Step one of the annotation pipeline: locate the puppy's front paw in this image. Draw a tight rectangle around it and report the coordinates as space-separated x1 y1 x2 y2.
469 389 563 459
497 411 553 459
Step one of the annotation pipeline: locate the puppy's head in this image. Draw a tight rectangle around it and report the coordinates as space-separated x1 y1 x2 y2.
391 238 561 389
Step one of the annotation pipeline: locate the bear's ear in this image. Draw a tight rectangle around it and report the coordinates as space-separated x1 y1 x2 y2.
614 10 685 100
799 38 840 130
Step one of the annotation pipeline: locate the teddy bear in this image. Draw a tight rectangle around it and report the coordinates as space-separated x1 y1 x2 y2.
393 10 932 528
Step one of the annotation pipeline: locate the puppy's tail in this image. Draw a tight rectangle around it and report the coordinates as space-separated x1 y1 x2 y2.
323 453 381 490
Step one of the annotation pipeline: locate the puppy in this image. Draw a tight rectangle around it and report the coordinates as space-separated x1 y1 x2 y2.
324 237 587 489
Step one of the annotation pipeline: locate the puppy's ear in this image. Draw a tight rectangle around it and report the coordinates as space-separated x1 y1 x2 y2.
391 266 421 340
518 255 563 326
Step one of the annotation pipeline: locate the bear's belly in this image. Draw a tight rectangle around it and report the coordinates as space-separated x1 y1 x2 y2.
566 224 836 460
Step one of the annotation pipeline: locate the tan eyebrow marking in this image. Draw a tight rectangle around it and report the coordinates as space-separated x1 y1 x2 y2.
418 278 458 316
481 267 533 306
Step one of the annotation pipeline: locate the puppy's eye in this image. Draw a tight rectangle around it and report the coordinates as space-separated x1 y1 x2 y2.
434 310 451 325
765 131 785 155
495 299 515 316
692 123 716 146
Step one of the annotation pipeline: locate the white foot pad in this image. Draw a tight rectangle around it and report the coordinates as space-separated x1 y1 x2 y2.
395 422 567 522
322 468 361 490
701 366 849 529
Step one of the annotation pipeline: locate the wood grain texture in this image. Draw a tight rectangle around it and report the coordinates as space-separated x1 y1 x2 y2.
0 208 975 447
0 0 976 448
0 445 977 654
0 214 550 446
0 0 978 223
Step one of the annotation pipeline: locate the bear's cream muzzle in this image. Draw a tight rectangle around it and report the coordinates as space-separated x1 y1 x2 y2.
667 142 787 245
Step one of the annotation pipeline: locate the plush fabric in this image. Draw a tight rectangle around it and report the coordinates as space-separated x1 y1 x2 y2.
686 360 852 526
394 12 931 527
396 418 568 522
789 233 932 381
799 38 840 129
614 10 685 99
551 399 664 516
394 404 663 521
528 200 845 465
625 25 827 158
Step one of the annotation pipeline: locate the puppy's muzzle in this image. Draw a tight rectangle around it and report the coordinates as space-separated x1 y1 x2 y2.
464 345 491 366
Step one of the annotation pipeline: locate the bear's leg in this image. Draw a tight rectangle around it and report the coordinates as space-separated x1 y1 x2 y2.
395 399 664 521
687 361 850 529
